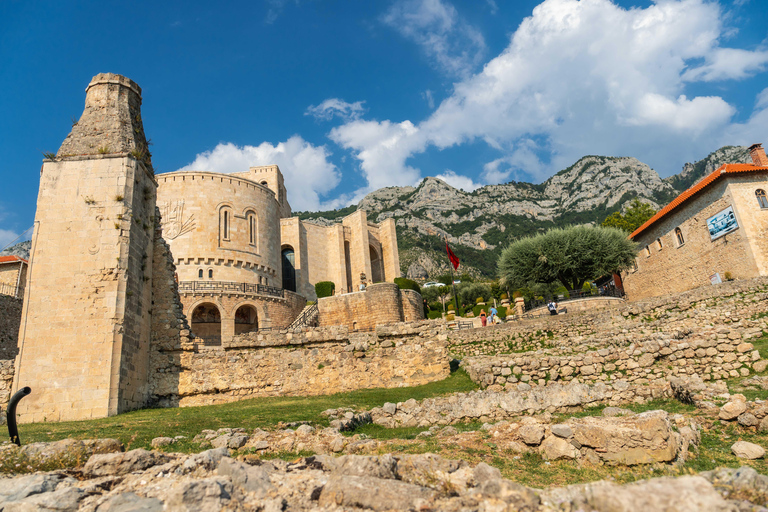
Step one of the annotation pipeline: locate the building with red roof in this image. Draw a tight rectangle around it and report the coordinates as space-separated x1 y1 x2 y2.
622 144 768 300
0 255 28 299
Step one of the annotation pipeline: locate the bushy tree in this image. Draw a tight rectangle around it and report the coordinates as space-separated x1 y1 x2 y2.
458 283 491 306
498 225 637 291
601 199 656 233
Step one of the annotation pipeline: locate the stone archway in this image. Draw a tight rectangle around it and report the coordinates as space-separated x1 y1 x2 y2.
191 302 222 346
234 304 259 335
370 245 383 283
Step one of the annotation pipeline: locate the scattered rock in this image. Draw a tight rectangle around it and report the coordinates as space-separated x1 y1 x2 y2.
540 435 579 460
719 400 748 420
319 474 436 511
150 437 175 449
550 424 573 438
737 412 758 427
83 449 170 477
731 441 765 460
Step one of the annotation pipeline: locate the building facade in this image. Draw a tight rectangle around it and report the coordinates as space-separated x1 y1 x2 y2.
622 144 768 300
0 256 27 299
155 166 401 345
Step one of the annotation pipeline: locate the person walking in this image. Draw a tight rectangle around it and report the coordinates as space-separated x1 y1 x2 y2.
480 309 487 327
489 306 498 324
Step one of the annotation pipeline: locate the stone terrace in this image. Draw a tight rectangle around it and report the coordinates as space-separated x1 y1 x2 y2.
453 277 768 390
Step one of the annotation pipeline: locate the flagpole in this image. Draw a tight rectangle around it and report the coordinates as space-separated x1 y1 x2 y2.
446 238 460 317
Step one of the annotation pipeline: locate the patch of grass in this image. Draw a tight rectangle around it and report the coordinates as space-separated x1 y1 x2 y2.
16 370 478 453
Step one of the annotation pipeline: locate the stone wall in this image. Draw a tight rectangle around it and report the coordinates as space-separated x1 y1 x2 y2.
318 282 424 330
525 296 624 317
456 276 768 390
149 320 450 407
0 294 22 422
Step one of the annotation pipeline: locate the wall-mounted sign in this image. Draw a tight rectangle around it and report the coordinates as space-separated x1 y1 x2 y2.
706 206 739 241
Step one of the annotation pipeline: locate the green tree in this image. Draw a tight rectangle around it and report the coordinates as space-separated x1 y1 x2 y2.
601 199 656 233
498 225 637 291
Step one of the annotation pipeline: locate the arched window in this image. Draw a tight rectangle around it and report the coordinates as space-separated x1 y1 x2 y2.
191 303 222 346
757 189 768 209
220 207 231 242
282 246 296 292
656 238 663 250
198 269 203 279
644 245 650 257
248 212 257 246
208 269 213 279
675 227 685 246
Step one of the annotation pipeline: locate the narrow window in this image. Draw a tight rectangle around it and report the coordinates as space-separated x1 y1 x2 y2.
223 210 229 239
208 269 213 279
645 245 650 257
198 269 203 279
675 227 685 246
248 214 256 245
757 189 768 209
259 276 263 284
656 238 663 250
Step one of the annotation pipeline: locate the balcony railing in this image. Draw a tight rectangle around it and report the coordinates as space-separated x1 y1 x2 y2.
0 282 24 299
178 280 283 298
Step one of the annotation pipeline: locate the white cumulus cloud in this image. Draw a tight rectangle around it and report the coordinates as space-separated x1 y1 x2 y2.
330 0 768 189
178 136 341 211
382 0 486 78
305 99 366 121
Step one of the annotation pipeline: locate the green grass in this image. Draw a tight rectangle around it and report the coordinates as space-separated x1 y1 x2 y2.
15 370 478 453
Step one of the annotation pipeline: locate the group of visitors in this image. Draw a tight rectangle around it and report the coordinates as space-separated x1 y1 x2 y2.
479 306 500 327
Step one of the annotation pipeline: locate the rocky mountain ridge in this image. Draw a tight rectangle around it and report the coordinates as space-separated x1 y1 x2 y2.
298 146 751 279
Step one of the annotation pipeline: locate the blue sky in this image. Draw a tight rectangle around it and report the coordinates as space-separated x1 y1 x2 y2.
2 0 767 248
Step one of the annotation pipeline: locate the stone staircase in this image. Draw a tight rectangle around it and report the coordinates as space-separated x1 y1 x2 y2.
288 303 319 331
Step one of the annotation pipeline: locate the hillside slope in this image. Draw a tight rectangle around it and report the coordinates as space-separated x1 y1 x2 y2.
298 146 751 279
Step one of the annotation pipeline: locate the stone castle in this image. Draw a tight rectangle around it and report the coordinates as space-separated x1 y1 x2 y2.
9 73 413 422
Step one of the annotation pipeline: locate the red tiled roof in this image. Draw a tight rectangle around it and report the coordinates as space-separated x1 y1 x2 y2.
630 163 768 239
0 255 28 264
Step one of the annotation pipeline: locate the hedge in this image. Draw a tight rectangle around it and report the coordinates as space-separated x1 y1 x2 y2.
315 281 335 298
394 277 421 294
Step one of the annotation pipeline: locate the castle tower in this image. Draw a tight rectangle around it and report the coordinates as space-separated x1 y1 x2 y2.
13 74 158 422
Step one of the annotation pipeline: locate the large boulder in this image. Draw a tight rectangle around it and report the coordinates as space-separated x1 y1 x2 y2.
568 410 682 465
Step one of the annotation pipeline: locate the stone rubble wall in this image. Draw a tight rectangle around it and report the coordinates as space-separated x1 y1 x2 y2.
150 320 451 407
367 380 671 428
451 278 768 391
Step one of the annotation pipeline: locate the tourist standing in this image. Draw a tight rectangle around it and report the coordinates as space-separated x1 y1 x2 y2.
480 309 487 326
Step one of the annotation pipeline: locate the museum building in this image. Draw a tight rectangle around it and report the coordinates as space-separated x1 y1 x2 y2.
622 144 768 300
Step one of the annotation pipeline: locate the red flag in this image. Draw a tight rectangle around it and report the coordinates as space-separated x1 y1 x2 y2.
446 242 460 270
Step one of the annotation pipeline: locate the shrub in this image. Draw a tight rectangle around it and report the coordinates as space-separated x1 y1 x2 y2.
315 281 335 298
500 293 508 300
446 314 455 321
475 297 484 304
427 310 443 320
724 271 734 281
512 291 522 299
394 277 421 294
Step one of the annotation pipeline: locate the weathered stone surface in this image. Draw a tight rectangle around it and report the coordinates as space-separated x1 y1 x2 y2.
518 423 546 446
550 424 573 438
731 441 765 460
719 401 748 420
320 454 398 479
569 410 681 465
540 435 579 460
217 457 274 495
541 475 735 512
83 449 170 477
319 474 436 511
163 477 233 511
2 486 84 512
95 492 164 512
150 437 175 449
0 474 70 504
472 478 541 511
737 412 758 427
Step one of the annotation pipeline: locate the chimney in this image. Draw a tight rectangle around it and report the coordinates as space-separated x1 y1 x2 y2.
749 143 768 167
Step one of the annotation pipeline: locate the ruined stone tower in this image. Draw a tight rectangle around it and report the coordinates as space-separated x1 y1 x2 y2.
13 74 158 422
